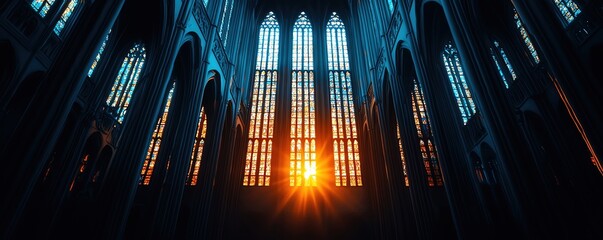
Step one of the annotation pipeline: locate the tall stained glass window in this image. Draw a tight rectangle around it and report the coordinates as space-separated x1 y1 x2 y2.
327 12 361 187
140 83 175 185
106 43 146 123
88 30 111 77
490 41 517 89
553 0 581 23
30 0 56 18
443 43 476 124
290 12 316 187
244 12 279 186
514 10 540 64
396 123 409 187
411 80 443 187
219 0 234 46
187 106 207 186
53 0 79 35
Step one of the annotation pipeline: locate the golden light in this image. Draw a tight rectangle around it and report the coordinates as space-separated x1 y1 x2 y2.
304 164 316 180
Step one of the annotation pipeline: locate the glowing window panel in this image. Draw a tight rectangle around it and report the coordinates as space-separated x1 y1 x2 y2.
106 43 146 123
69 154 89 191
387 0 395 13
290 12 316 187
554 0 581 23
327 12 361 187
514 11 540 64
442 43 476 124
88 30 111 77
30 0 56 17
411 80 443 187
244 12 279 186
490 41 517 89
203 0 208 7
53 0 79 35
187 106 208 186
140 83 175 185
219 0 234 46
396 123 409 187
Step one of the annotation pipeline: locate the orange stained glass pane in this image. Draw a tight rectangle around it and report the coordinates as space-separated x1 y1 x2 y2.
327 13 361 187
140 83 175 185
186 106 207 186
411 81 443 186
396 123 410 187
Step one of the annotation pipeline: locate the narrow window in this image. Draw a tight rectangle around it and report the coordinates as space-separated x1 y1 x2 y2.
290 12 316 187
140 83 176 185
396 123 409 187
219 0 234 46
442 43 476 124
53 0 79 36
327 12 362 187
30 0 56 18
514 10 540 64
105 43 146 123
187 106 207 186
244 12 279 186
490 41 517 88
203 0 208 7
88 30 111 77
411 80 443 187
553 0 581 23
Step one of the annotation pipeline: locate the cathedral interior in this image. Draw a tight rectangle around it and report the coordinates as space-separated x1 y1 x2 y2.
1 0 603 239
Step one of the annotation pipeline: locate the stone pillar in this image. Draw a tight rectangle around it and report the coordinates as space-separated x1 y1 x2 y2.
0 1 125 237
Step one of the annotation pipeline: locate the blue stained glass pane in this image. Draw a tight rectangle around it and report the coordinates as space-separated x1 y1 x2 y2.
30 0 56 18
490 41 517 89
88 30 111 77
219 0 234 46
53 0 79 36
553 0 581 23
442 43 476 124
514 10 540 64
106 43 146 123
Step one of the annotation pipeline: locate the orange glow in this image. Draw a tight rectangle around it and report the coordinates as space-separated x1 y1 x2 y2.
186 106 207 186
140 83 175 185
412 80 443 187
550 74 602 175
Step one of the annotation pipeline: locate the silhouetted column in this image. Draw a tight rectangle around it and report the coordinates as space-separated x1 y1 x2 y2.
0 1 125 238
91 16 186 239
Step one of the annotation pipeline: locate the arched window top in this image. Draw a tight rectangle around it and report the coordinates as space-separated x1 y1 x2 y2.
261 11 279 28
327 12 345 27
256 12 279 71
30 0 56 17
327 12 350 71
106 43 146 123
294 12 312 30
293 12 313 71
553 0 581 23
53 0 80 36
